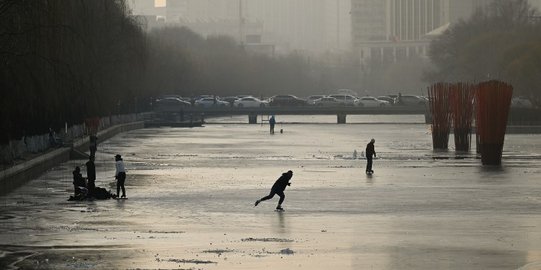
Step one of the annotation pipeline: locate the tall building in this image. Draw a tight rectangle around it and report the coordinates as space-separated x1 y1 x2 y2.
448 0 492 22
351 0 492 65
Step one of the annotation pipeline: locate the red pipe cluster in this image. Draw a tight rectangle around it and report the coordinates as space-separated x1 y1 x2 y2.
428 81 512 165
450 83 475 152
475 81 513 165
428 83 452 150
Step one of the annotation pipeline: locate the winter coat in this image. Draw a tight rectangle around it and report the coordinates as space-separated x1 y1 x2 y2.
271 172 292 192
366 142 376 158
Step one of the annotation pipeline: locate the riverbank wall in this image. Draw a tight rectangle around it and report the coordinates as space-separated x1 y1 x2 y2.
0 121 144 195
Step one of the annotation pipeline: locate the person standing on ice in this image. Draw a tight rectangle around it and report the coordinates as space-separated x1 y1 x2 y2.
115 154 127 198
86 156 96 195
269 115 276 134
365 138 376 174
255 170 293 211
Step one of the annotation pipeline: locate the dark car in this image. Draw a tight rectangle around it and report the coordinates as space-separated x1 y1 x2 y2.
394 95 427 106
269 95 307 106
154 97 191 112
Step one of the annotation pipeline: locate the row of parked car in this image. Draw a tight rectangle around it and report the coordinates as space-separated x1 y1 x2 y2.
153 94 431 110
155 94 538 111
295 94 428 107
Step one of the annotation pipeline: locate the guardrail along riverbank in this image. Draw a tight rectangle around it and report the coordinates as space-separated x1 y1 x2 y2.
0 115 147 195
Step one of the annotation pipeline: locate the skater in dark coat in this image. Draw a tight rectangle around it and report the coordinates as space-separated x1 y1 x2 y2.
365 138 376 174
255 170 293 210
269 115 276 134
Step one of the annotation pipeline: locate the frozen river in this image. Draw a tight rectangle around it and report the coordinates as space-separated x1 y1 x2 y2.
1 115 541 269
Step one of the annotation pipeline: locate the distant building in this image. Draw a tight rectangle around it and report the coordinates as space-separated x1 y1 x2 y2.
245 0 351 53
351 0 492 65
128 0 351 54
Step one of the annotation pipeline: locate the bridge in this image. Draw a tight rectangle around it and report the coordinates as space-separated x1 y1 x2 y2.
155 105 429 124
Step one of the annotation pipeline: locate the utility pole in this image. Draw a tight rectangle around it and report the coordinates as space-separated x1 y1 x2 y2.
337 0 340 50
239 0 244 46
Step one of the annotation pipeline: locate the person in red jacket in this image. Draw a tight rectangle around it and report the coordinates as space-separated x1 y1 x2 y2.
254 170 293 211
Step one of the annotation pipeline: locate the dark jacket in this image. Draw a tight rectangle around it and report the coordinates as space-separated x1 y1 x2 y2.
271 172 292 192
86 160 96 181
366 142 376 158
269 116 276 125
73 170 86 187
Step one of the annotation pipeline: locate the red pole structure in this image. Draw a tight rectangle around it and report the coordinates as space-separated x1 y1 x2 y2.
450 83 475 151
428 83 451 150
475 81 513 165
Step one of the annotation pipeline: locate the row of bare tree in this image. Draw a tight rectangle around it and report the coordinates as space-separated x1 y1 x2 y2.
0 0 146 143
0 0 331 144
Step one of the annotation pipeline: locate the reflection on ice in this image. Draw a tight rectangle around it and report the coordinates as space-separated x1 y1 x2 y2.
1 116 541 269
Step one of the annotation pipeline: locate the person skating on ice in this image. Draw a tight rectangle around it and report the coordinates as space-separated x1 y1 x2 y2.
365 138 376 174
255 170 293 211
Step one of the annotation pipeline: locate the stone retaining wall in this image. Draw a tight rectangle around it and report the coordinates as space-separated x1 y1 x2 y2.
0 121 145 195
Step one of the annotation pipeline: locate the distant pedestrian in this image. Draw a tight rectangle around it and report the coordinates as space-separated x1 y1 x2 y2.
365 138 376 174
49 128 60 147
269 115 276 134
86 156 96 195
89 135 98 158
115 154 127 198
254 170 293 211
72 166 87 197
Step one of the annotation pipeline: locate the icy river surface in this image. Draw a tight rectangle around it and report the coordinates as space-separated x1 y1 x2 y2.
1 115 541 269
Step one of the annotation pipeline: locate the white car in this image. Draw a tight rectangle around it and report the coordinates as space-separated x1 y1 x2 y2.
195 97 229 107
328 94 358 106
511 97 534 108
314 96 341 106
357 96 390 107
234 97 268 108
306 95 326 105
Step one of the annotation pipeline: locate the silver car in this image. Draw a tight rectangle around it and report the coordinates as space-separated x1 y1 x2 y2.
329 94 358 106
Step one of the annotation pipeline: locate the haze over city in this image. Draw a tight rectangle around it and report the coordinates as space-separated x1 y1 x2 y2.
1 1 541 269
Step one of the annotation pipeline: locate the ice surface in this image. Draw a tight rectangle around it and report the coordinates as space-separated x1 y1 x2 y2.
1 116 541 269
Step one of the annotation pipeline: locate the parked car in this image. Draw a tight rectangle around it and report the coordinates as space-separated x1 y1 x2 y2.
377 96 395 105
313 96 341 106
234 97 268 108
154 97 191 112
329 94 358 106
269 95 306 106
511 97 534 108
306 95 326 105
357 96 390 107
195 97 229 107
394 95 427 106
222 96 239 106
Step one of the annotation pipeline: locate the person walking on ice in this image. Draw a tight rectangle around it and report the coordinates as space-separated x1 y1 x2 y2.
255 170 293 211
365 138 376 174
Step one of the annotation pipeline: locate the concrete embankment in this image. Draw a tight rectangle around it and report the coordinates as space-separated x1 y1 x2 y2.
0 121 144 195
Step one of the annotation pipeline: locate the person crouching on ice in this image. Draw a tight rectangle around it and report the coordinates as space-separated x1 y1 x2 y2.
255 170 293 211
